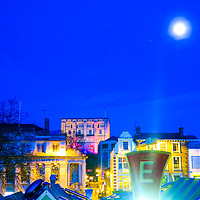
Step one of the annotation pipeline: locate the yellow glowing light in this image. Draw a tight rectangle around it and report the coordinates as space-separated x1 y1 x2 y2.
106 172 110 175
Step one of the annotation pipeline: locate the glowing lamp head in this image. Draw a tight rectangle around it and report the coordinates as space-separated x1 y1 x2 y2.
169 17 191 40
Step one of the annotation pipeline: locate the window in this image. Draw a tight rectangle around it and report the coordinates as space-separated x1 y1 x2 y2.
162 175 168 184
124 178 130 189
102 144 108 149
88 129 93 135
123 142 128 150
192 156 200 169
68 130 71 134
6 167 15 183
172 142 180 152
118 157 128 172
160 142 167 151
53 144 59 152
99 130 102 134
36 163 45 180
173 156 181 170
174 175 180 181
77 130 82 135
51 163 60 181
37 143 46 153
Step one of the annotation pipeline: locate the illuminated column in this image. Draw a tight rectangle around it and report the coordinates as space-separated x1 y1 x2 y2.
60 162 67 188
67 163 70 187
82 160 86 188
15 166 19 192
30 163 35 183
45 163 51 183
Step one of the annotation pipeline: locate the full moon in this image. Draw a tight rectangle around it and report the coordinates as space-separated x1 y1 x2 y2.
169 17 191 40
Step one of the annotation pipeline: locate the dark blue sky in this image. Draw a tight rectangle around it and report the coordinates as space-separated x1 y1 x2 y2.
0 0 200 137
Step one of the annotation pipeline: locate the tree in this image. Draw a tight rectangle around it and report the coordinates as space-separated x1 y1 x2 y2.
0 98 33 194
64 130 86 152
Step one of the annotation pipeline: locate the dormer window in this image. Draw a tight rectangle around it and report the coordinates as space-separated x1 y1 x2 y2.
123 142 128 150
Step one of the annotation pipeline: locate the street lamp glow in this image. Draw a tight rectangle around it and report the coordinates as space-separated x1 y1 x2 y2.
169 17 191 40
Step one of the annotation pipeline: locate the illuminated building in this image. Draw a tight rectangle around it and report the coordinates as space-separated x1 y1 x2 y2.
135 126 192 183
1 124 87 196
61 118 110 154
33 134 87 191
110 132 137 191
98 136 118 171
188 139 200 179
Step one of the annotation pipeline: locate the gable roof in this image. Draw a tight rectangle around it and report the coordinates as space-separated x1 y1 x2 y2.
161 178 200 200
5 192 24 200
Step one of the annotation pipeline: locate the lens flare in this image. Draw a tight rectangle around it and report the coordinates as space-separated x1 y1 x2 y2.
169 17 191 40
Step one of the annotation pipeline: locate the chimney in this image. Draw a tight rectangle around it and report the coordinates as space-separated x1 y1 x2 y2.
136 126 140 135
45 118 50 134
50 174 56 187
179 127 183 135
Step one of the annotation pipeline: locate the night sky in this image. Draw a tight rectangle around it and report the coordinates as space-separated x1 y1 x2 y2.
0 1 200 137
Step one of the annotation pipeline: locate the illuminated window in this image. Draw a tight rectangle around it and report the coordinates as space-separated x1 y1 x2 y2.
119 176 123 180
119 182 123 189
53 144 59 152
172 142 180 152
160 142 167 151
88 129 93 135
192 156 200 169
124 178 130 189
118 157 128 172
173 156 181 170
123 142 128 150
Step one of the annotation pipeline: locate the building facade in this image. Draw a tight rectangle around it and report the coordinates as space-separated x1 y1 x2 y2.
1 124 87 196
110 132 137 191
188 140 200 179
98 136 118 171
61 118 110 154
136 127 190 183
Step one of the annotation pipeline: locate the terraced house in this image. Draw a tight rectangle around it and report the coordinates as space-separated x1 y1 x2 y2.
135 126 194 183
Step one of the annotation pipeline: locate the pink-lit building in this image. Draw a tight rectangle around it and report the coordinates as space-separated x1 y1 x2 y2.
61 118 110 154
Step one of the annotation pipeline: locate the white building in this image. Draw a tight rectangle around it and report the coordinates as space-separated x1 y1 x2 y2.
188 140 200 179
110 132 137 191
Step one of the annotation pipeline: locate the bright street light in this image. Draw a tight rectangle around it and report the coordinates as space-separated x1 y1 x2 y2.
169 17 191 40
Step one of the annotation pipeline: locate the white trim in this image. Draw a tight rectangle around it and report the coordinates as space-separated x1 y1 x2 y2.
172 142 180 153
159 142 167 152
172 156 182 171
36 190 56 200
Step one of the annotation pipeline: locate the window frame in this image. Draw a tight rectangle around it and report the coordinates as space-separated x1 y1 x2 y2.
123 141 129 151
172 142 180 153
172 156 182 171
159 142 167 152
